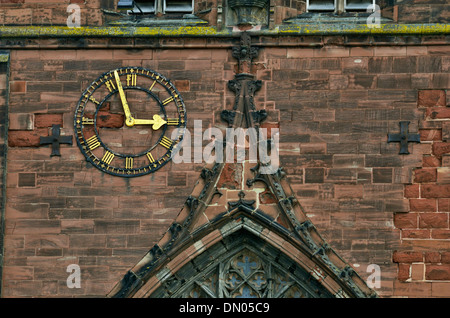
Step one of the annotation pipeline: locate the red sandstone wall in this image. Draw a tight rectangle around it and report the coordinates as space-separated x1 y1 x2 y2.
393 88 450 297
2 43 449 297
0 58 8 288
3 48 228 296
257 45 449 297
395 0 449 23
0 0 446 26
0 0 111 26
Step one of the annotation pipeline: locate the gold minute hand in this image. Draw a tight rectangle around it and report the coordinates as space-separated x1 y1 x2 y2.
114 70 133 124
132 114 167 130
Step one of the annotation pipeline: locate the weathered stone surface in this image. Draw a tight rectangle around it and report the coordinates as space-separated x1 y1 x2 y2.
418 90 446 107
1 10 449 298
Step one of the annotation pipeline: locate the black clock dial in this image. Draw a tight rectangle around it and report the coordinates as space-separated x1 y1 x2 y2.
74 67 186 177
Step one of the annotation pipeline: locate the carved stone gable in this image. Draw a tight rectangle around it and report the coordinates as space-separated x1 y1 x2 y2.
150 230 335 298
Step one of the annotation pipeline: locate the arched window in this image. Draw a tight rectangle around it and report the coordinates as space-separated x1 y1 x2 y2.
149 229 335 298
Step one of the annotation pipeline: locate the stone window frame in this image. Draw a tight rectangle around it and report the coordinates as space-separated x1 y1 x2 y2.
307 0 377 13
125 0 194 16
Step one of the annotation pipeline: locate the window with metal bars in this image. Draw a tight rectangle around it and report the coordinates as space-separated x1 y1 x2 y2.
307 0 376 13
118 0 194 15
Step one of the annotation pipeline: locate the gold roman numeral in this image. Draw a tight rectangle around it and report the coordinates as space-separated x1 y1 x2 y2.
149 80 156 91
105 80 116 92
88 96 100 105
160 136 173 149
162 96 174 106
125 157 133 169
86 135 100 150
166 118 180 126
102 151 115 165
146 152 155 163
82 117 94 125
127 74 137 87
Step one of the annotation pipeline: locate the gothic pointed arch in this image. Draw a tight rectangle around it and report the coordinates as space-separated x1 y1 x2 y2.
131 212 371 298
107 32 377 299
148 223 336 298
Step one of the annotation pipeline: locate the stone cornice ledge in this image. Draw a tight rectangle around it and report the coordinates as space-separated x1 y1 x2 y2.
0 23 449 38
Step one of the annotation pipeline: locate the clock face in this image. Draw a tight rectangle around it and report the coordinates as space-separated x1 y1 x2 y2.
74 67 186 177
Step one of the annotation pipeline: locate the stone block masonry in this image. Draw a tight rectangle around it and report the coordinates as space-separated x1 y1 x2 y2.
0 54 10 297
262 44 449 297
3 47 235 297
392 86 450 297
0 0 447 29
0 0 448 300
1 37 450 298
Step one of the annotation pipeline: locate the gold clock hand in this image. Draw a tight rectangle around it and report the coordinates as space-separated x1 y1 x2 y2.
132 114 167 130
114 70 133 126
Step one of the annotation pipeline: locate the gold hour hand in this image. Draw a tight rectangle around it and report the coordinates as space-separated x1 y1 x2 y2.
133 114 167 130
114 70 132 123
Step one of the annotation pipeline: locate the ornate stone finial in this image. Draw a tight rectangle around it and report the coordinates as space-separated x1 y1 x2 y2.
227 0 269 27
228 190 256 212
232 32 259 74
220 32 263 129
